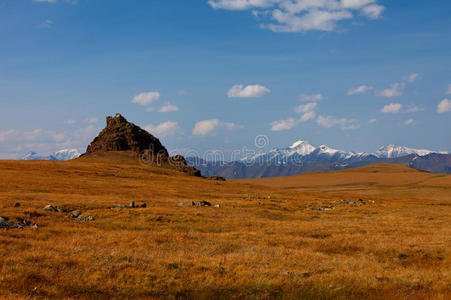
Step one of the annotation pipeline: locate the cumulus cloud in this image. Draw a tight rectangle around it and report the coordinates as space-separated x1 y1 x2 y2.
294 102 317 113
193 119 242 136
378 83 405 98
66 119 76 125
39 19 54 29
437 98 451 114
270 117 298 131
407 73 419 83
144 121 181 137
381 103 402 114
347 85 372 95
0 130 15 142
316 115 360 130
227 84 271 98
446 84 451 95
404 119 414 126
132 91 160 106
405 106 423 113
299 93 323 101
208 0 386 33
368 118 377 124
159 103 179 112
271 102 317 131
84 117 98 124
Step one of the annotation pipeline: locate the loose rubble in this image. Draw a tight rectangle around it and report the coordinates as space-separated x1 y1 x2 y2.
0 216 37 229
43 205 74 213
112 202 147 209
178 201 219 207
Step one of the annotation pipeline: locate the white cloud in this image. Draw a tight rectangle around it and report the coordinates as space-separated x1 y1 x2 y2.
66 119 76 125
208 0 279 10
34 0 78 3
84 117 98 124
347 85 372 95
437 98 451 114
407 73 419 83
193 119 242 136
404 119 414 126
381 103 402 114
0 130 15 142
361 4 385 19
144 121 181 138
368 118 377 124
378 82 405 98
294 102 317 113
300 110 316 122
446 84 451 95
208 0 386 33
227 84 271 98
159 103 179 112
132 91 160 106
270 117 298 131
299 93 323 101
39 19 54 29
317 115 360 130
405 106 423 113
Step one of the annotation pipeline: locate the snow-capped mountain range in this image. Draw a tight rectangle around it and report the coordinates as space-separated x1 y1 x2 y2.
22 149 81 161
241 140 448 164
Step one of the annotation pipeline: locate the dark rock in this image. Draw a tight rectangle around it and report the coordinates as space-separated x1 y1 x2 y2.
207 176 226 181
0 216 35 230
130 202 136 208
196 201 211 207
43 205 58 212
113 204 126 208
178 202 195 207
70 211 82 218
86 114 169 159
14 203 20 207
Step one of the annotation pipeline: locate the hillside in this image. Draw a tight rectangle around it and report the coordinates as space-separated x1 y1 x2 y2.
1 159 450 299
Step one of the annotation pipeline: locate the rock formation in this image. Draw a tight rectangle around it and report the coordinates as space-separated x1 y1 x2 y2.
85 114 202 177
86 114 168 157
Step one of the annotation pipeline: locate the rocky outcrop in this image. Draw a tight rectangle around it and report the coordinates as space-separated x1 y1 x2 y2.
85 114 202 177
86 114 169 159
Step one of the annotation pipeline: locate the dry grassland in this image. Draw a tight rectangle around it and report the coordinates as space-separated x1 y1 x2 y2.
0 153 450 299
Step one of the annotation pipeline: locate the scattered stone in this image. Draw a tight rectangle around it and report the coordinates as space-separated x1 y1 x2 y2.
130 202 136 208
214 204 221 208
113 204 126 209
43 205 58 212
24 211 43 218
43 205 73 213
310 205 335 211
207 176 226 181
0 216 36 230
14 203 20 207
69 211 82 218
196 201 211 207
178 201 195 207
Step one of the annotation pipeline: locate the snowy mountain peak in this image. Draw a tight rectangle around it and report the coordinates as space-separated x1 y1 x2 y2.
375 145 448 159
240 140 447 164
21 149 81 161
53 149 81 160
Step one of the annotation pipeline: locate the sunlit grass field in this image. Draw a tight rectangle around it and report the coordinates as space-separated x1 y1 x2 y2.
1 153 450 299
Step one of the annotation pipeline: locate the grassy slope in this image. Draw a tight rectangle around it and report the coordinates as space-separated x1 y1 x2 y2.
0 156 450 299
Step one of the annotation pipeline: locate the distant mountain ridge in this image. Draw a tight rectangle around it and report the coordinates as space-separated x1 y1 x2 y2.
240 140 448 164
22 149 81 161
188 140 450 179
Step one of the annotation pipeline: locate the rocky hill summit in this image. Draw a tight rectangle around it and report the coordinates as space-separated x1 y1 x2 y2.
86 113 168 156
85 114 202 177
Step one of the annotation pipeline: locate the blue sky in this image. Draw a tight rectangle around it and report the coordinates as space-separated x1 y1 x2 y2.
0 0 450 159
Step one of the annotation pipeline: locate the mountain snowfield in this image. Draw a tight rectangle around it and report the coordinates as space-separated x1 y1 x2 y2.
22 149 81 161
241 140 448 164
